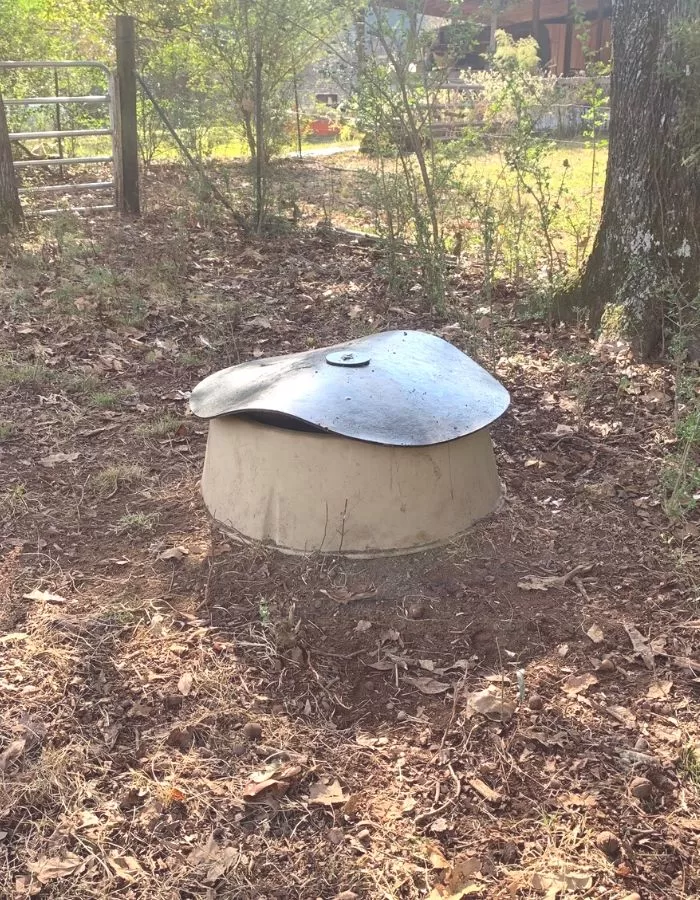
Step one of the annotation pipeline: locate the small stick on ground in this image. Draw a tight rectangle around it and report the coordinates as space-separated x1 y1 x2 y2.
414 764 461 827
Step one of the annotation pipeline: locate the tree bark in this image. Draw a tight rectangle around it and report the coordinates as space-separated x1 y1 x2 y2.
0 93 23 236
559 0 699 358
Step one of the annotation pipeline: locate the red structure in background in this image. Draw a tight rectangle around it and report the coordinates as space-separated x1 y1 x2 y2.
309 92 341 139
309 118 341 138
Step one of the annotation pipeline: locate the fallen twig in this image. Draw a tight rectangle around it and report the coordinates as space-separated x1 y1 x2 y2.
414 764 461 826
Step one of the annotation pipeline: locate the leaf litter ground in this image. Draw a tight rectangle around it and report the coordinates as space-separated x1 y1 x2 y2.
0 162 699 899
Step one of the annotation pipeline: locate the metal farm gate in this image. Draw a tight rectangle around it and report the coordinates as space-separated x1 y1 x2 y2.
1 60 116 215
2 17 141 217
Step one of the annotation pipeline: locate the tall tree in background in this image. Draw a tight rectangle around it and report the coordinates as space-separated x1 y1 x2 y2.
0 94 23 235
562 0 699 357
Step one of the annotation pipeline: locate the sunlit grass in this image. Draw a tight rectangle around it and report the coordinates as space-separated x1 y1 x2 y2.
116 511 158 533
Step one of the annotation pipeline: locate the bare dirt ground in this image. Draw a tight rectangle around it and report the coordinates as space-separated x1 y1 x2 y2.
1 161 699 900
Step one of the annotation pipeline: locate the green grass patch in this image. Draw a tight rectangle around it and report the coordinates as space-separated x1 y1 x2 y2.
0 356 53 388
88 389 130 410
93 464 147 498
179 351 208 367
678 744 700 786
137 415 185 438
0 484 28 518
116 511 159 533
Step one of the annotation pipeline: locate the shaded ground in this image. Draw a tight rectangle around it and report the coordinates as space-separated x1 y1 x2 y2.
0 165 699 900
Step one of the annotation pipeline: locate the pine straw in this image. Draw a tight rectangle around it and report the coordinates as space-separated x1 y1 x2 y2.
2 525 699 898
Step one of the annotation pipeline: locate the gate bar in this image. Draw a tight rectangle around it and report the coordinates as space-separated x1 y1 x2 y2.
14 155 113 168
19 181 113 194
28 204 116 216
0 60 110 74
4 96 109 106
9 127 112 140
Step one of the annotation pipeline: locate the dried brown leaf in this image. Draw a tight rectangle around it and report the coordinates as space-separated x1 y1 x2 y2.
468 686 515 720
564 873 593 890
107 855 143 881
428 848 451 869
624 624 654 669
0 738 26 772
38 452 80 468
517 574 554 591
0 632 28 644
531 873 593 898
158 546 189 561
380 628 401 644
241 778 288 800
404 675 451 695
177 672 194 696
427 886 483 900
530 874 566 898
586 624 604 644
562 673 598 695
366 659 394 671
606 705 636 728
646 679 673 699
321 586 377 604
468 778 502 803
308 778 348 806
205 847 238 883
427 856 484 899
28 853 85 883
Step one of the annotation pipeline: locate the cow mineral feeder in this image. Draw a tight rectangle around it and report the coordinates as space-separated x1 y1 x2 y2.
189 330 509 557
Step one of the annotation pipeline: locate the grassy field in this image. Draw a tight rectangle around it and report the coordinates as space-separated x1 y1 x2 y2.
15 127 606 279
15 129 357 165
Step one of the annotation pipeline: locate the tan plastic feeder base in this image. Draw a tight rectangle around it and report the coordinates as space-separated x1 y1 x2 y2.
201 417 503 558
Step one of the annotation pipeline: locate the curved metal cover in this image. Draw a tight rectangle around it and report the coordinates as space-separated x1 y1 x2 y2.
189 330 509 447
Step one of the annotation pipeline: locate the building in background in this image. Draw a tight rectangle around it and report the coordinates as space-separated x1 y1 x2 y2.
413 0 611 75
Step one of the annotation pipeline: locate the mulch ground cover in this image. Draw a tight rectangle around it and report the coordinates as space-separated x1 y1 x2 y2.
1 161 698 899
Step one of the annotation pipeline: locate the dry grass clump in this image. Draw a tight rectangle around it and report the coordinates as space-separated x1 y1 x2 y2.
92 464 147 498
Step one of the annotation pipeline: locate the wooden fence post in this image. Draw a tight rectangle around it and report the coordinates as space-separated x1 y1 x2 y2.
113 14 140 214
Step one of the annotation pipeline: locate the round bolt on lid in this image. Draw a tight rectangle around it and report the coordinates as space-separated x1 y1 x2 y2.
326 350 371 367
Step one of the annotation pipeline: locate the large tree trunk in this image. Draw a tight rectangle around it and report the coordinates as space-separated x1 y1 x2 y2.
563 0 699 358
0 93 24 236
